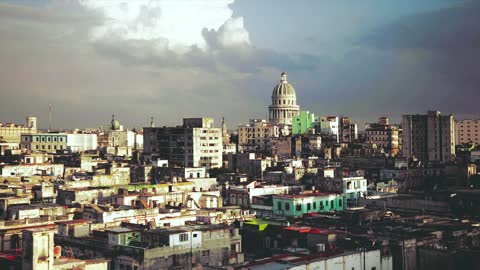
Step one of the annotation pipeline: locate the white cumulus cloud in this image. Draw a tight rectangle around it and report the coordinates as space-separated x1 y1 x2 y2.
79 0 250 53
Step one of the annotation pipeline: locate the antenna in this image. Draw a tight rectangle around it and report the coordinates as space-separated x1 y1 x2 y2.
49 104 52 131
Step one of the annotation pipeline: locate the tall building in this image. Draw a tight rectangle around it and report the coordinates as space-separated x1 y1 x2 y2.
339 116 358 143
365 117 400 156
402 110 455 162
237 119 279 152
292 111 315 135
144 118 222 169
456 119 480 145
268 72 300 126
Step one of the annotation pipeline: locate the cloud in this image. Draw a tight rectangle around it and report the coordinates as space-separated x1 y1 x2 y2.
79 0 249 52
78 0 319 73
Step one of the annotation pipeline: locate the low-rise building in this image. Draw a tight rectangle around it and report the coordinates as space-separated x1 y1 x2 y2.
67 132 98 152
318 176 367 208
228 181 293 207
273 193 344 218
20 133 68 153
104 224 243 269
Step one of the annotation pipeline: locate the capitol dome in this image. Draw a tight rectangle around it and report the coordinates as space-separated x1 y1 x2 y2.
272 72 296 96
268 72 300 126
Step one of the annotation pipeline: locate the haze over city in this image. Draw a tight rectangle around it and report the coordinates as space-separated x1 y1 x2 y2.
1 0 479 129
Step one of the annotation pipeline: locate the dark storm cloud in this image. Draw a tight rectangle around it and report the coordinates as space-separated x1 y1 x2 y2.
361 1 480 117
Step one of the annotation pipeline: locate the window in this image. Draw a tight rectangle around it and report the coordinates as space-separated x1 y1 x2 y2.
307 203 311 211
179 233 188 242
296 204 302 211
285 202 290 211
193 233 198 238
313 202 316 209
339 199 343 207
331 200 334 208
277 202 282 210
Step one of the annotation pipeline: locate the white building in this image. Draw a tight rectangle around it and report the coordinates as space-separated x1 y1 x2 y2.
144 118 223 169
268 72 300 126
241 248 392 270
67 133 98 152
0 163 64 177
238 119 279 152
228 181 293 207
317 116 339 142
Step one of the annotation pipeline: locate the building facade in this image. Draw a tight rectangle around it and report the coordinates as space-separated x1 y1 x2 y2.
339 116 358 143
67 133 98 152
273 193 344 218
268 72 300 126
365 117 400 156
20 133 68 152
456 119 480 145
402 111 455 162
0 116 37 144
144 118 222 169
292 111 315 135
237 119 279 152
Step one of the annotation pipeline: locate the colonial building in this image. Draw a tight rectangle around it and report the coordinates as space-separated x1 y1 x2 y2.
20 132 68 152
144 118 222 169
268 72 300 126
237 119 279 152
0 116 37 144
402 111 455 162
365 117 400 156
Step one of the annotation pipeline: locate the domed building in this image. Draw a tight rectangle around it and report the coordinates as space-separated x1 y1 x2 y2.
268 72 300 125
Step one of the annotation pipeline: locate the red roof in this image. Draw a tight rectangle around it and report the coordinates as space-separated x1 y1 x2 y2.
283 226 336 235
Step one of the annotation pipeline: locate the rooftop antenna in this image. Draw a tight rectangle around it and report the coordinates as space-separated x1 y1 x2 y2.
48 104 52 131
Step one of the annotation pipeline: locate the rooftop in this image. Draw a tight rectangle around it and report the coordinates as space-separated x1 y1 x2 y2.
273 192 339 199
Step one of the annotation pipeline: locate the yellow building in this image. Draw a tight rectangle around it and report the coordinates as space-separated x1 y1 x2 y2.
20 133 68 152
0 116 37 143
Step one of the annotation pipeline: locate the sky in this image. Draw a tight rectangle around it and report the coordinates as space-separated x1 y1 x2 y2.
0 0 479 130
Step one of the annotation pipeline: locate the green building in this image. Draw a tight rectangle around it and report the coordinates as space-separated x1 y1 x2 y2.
273 193 344 218
292 111 316 135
